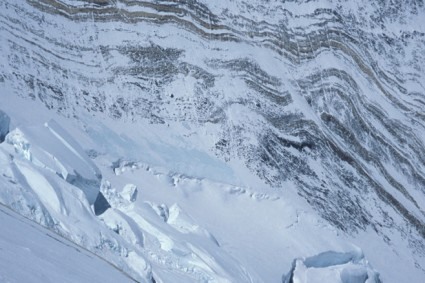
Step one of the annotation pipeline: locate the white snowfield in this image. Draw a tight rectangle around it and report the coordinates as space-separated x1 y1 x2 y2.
0 94 421 283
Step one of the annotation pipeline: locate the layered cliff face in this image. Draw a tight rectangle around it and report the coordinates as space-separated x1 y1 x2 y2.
1 0 425 282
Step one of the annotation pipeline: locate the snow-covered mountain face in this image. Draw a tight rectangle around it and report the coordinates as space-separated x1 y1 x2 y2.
0 0 425 282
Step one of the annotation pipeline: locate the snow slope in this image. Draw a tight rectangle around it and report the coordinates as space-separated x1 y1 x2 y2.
0 203 135 283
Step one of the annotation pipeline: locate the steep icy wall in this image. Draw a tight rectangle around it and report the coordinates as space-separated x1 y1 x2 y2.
1 0 425 279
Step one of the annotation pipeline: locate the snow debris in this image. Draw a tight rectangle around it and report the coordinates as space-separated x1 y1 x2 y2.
101 180 133 208
6 128 31 160
150 203 169 222
167 204 201 234
121 184 138 203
